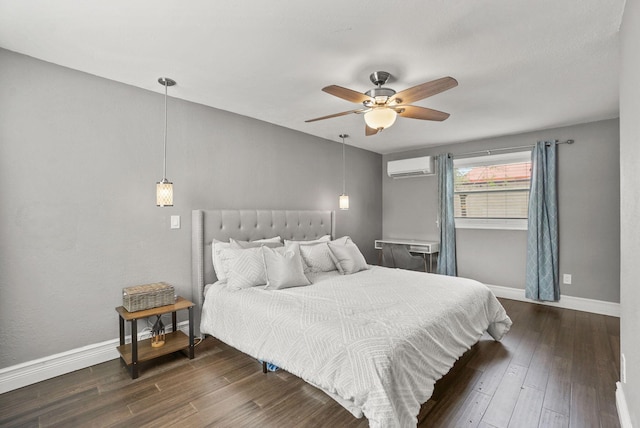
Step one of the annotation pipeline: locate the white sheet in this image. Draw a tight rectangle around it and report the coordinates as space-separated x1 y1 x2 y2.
200 266 512 427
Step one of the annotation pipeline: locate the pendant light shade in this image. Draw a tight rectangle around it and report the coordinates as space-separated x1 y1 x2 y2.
156 77 176 207
156 179 173 207
339 134 349 210
339 194 350 210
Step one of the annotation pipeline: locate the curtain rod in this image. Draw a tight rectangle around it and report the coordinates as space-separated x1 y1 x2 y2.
453 139 574 158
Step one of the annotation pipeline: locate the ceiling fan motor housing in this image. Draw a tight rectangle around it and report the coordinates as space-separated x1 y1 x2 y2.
364 87 396 106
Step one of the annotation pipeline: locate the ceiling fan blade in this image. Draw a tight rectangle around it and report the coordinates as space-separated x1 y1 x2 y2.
396 105 450 121
365 125 379 136
305 108 366 123
323 85 374 104
390 77 458 104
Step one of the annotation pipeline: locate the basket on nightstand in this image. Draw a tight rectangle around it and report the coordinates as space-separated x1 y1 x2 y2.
122 282 175 312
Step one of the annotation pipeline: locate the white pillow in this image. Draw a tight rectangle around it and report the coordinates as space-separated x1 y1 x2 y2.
284 235 331 246
262 244 310 290
212 237 281 280
212 239 232 281
220 247 268 289
230 237 283 249
298 242 338 273
328 238 369 275
258 236 282 243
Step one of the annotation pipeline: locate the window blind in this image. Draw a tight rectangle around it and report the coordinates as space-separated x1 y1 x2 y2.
453 151 532 220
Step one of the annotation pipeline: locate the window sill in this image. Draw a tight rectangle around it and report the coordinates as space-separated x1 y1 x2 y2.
454 218 528 231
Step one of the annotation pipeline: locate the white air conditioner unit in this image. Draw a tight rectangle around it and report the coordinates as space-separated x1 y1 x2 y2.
387 156 435 178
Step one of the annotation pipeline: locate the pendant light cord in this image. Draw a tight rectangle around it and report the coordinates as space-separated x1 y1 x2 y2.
162 82 168 180
342 139 346 194
340 134 348 194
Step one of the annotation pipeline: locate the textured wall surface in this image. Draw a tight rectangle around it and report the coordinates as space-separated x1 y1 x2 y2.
619 0 639 424
0 49 382 368
382 119 620 303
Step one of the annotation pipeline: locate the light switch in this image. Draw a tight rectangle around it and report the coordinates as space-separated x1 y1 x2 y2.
170 215 181 229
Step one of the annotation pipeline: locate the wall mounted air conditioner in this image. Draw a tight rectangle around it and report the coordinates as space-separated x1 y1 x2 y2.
387 156 435 178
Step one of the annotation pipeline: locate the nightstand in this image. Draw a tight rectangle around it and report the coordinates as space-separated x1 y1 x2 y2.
115 296 195 379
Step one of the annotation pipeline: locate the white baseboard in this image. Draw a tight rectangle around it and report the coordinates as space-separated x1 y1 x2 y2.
0 321 190 394
616 382 633 428
486 284 620 317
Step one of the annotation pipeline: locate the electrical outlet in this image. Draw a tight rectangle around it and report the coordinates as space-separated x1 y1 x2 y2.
563 274 572 285
622 353 627 383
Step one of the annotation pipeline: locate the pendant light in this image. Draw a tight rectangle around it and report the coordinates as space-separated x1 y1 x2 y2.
339 134 349 210
156 77 176 207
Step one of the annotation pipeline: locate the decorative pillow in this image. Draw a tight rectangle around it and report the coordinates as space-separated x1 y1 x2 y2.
262 244 310 290
220 247 269 289
328 238 369 275
230 237 283 249
212 239 232 281
298 242 338 273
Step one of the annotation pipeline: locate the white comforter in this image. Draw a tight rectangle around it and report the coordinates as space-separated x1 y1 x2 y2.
200 266 512 427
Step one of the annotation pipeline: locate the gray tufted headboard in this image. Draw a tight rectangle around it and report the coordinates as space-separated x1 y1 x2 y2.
191 209 334 335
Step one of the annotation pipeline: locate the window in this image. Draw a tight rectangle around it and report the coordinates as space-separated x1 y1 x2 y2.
453 151 532 230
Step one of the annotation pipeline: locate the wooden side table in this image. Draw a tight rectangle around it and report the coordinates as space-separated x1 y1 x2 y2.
116 296 195 379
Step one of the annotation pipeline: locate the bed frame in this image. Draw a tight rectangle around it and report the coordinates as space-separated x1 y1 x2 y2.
191 209 334 336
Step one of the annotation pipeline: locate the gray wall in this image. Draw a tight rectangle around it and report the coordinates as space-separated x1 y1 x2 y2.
0 49 382 368
620 1 639 424
383 119 620 303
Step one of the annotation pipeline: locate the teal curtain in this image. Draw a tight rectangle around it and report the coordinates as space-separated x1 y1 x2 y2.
525 141 559 301
437 153 457 276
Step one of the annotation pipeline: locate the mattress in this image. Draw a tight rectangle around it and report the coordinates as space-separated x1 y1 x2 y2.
200 266 512 427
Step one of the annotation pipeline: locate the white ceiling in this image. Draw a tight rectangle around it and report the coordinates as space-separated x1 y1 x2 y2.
0 0 625 154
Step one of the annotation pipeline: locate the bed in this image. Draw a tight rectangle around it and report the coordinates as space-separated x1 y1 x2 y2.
191 209 512 427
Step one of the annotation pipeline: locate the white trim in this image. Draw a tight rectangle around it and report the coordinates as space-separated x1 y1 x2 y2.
455 218 528 230
0 321 190 394
453 150 532 168
616 382 633 428
486 284 620 317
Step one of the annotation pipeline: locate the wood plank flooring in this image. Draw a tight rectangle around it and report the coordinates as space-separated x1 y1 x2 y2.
0 299 620 427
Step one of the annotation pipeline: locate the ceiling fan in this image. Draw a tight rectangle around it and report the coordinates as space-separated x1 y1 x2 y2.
305 71 458 136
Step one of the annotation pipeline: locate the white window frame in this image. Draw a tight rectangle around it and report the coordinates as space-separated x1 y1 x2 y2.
453 151 531 231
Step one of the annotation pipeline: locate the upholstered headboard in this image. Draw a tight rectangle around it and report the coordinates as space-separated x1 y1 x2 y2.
191 209 334 335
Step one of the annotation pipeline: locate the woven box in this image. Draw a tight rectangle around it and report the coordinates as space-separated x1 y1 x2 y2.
122 282 175 312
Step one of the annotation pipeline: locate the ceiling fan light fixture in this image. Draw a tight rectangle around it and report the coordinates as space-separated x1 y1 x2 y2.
305 72 457 137
364 108 397 131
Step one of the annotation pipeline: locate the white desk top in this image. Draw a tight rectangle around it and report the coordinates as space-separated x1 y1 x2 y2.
374 239 440 254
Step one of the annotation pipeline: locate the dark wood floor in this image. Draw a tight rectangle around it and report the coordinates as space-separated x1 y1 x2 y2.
0 298 620 428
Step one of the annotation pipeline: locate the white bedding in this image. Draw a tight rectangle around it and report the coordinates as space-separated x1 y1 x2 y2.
200 266 512 427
